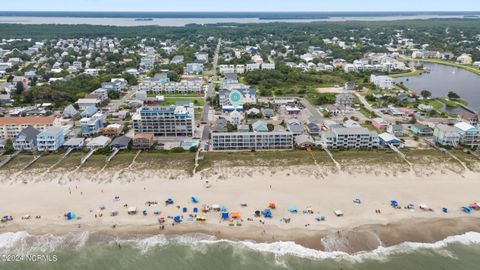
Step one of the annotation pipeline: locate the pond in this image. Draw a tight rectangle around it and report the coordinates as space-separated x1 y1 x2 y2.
394 63 480 113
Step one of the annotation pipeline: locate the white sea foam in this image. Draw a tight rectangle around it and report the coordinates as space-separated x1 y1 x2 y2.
1 230 480 262
0 231 90 254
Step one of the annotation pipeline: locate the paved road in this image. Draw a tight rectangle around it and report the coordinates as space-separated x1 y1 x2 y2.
299 97 324 124
353 92 397 123
200 38 221 143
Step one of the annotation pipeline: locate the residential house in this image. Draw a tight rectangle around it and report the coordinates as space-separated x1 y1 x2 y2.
294 134 316 149
87 136 111 149
76 98 101 110
372 118 388 130
287 119 304 135
36 126 64 151
410 124 433 136
62 105 78 118
379 133 402 147
252 120 269 132
80 113 104 136
387 124 404 136
186 63 204 74
307 123 321 136
433 124 461 147
132 133 154 150
110 136 132 150
13 126 40 151
454 122 480 148
335 93 355 107
63 138 85 150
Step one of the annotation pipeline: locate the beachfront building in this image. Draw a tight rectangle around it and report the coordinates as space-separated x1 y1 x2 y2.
63 138 85 150
109 136 132 150
87 136 111 149
36 126 65 152
132 104 195 137
372 118 388 130
76 98 101 110
320 127 379 149
132 133 154 150
370 74 393 90
410 124 433 136
80 113 105 137
378 133 402 147
433 124 461 147
0 116 57 139
13 126 40 151
454 122 480 148
211 132 294 151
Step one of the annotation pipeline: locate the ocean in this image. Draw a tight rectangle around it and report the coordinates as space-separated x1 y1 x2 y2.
2 231 480 270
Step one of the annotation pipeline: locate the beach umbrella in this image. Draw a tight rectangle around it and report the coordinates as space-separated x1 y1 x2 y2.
288 206 298 213
221 212 229 220
442 208 448 213
462 206 472 213
191 197 199 203
263 209 272 218
390 200 398 207
66 211 75 220
165 198 174 205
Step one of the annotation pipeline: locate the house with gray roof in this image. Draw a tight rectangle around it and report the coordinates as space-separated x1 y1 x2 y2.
13 126 40 151
110 136 132 150
287 118 304 135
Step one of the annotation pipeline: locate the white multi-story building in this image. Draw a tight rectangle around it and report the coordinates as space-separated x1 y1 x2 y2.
211 132 294 150
370 74 393 90
261 63 276 70
320 127 379 149
246 64 261 71
138 80 204 94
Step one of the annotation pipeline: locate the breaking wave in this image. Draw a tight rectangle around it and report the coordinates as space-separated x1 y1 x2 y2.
1 231 480 262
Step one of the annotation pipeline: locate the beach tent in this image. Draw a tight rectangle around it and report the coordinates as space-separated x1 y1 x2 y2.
174 216 182 223
315 216 326 222
142 210 148 216
419 204 429 210
254 210 261 217
165 198 174 205
212 204 221 211
263 209 272 218
127 207 137 215
193 208 198 213
390 200 399 207
153 210 160 215
407 203 415 210
288 206 298 213
269 202 276 209
66 212 76 220
221 213 229 220
353 198 361 205
231 212 241 219
334 210 344 217
192 197 199 203
182 207 188 213
442 208 448 213
462 206 472 213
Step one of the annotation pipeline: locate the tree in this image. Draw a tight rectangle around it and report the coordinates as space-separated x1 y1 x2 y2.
15 81 25 95
447 91 460 100
420 90 432 99
4 139 14 155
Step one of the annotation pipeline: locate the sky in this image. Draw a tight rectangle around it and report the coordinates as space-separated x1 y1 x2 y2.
1 0 480 12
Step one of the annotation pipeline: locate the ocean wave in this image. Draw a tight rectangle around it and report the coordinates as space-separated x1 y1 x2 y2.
0 231 90 254
1 231 480 262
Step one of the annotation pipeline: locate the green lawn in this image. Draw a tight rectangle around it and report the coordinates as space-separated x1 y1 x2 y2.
390 69 423 78
161 97 205 106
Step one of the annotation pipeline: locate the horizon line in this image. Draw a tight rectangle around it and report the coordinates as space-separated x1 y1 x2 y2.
1 10 479 13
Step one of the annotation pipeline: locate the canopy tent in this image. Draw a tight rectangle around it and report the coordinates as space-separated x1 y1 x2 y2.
191 197 199 203
127 207 137 214
221 213 229 220
231 212 241 219
66 211 76 220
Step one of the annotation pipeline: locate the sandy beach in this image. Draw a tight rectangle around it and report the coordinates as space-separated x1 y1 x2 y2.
1 163 480 253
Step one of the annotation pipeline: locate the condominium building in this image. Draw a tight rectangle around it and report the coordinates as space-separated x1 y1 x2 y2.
80 112 105 136
370 74 393 90
138 80 204 94
320 127 379 149
211 132 294 151
132 104 195 137
454 122 480 148
0 116 56 139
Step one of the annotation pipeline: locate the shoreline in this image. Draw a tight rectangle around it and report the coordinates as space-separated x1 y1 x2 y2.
1 167 480 253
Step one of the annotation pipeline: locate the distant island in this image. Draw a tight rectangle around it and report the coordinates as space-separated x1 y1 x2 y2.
134 18 153 21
